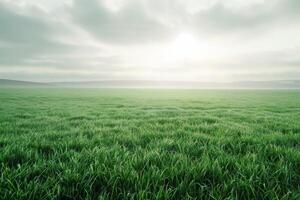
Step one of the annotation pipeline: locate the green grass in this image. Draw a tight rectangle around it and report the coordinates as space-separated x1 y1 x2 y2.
0 89 300 200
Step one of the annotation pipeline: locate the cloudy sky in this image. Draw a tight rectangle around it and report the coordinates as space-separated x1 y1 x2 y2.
0 0 299 82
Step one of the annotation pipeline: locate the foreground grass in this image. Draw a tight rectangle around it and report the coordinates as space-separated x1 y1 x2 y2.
0 89 300 200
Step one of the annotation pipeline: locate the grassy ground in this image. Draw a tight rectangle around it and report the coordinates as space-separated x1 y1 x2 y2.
0 89 300 200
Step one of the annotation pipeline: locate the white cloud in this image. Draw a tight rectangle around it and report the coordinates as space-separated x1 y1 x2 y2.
0 0 299 82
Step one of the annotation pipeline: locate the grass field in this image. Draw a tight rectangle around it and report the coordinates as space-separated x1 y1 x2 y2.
0 89 300 200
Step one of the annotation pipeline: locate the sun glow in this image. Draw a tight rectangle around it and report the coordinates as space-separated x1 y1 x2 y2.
119 31 231 81
165 32 211 62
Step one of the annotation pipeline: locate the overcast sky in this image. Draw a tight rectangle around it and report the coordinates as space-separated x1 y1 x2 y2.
0 0 299 82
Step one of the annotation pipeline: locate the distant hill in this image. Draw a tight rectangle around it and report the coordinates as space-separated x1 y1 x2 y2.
1 79 300 89
0 79 49 88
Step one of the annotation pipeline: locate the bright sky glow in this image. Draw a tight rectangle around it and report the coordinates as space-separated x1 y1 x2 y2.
0 0 300 82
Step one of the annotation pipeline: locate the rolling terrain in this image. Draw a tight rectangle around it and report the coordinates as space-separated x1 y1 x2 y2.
1 79 300 89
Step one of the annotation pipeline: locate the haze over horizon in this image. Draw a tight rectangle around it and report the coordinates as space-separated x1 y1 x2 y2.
1 0 300 82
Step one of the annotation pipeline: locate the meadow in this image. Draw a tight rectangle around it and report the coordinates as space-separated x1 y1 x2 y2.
0 89 300 200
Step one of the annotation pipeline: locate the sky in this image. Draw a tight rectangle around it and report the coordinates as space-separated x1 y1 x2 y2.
0 0 300 82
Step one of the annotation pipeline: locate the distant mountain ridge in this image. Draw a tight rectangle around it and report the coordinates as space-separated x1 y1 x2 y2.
1 79 300 89
0 79 49 87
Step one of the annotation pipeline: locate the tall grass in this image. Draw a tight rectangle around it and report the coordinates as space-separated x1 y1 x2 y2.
0 89 300 199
